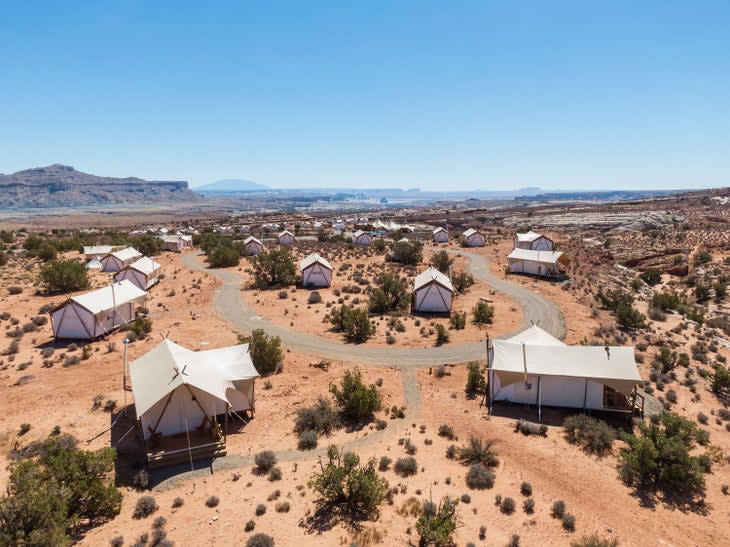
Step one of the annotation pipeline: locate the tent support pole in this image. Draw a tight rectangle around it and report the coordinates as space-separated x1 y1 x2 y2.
482 335 490 410
150 391 175 436
583 378 589 412
537 376 542 422
224 404 228 445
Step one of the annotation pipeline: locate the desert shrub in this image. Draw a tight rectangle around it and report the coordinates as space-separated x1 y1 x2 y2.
551 500 566 518
651 291 682 312
437 424 456 440
416 496 457 547
618 412 709 497
207 245 240 268
277 290 288 299
110 535 124 547
404 439 417 455
430 251 453 273
295 397 340 435
307 291 322 304
132 468 150 490
330 368 382 423
255 503 267 516
515 419 548 436
460 493 471 503
126 316 153 337
472 301 494 325
449 311 466 330
562 513 577 532
172 497 184 508
562 415 615 455
523 498 535 514
275 501 290 513
520 482 532 496
297 430 318 450
308 445 388 518
254 450 277 473
241 329 283 376
464 361 486 397
465 463 495 489
130 234 161 257
712 365 730 394
697 412 709 425
39 259 90 293
615 303 646 329
133 496 158 519
7 287 23 295
378 456 392 471
394 457 419 477
389 239 423 265
570 534 619 547
500 496 516 514
329 305 375 343
452 271 474 293
445 445 456 459
639 268 662 285
249 249 297 287
205 496 220 508
368 273 409 313
507 534 521 547
457 437 499 467
435 323 449 346
268 466 282 481
246 533 275 547
244 519 255 531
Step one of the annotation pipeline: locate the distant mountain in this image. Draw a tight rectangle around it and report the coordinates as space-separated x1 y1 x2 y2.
0 164 201 209
196 179 271 193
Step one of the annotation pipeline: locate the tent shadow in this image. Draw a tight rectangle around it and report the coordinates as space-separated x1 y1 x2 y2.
110 405 146 488
489 402 635 432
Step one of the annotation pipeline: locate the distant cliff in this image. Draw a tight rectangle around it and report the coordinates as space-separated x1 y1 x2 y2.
0 164 202 209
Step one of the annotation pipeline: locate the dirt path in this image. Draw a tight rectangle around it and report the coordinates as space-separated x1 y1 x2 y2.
180 249 565 368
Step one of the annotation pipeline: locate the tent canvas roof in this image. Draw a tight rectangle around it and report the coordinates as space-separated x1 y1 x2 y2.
128 256 161 275
491 340 640 383
300 253 332 271
507 248 564 264
504 324 565 346
353 230 367 237
83 245 113 256
414 267 454 292
110 247 142 261
130 339 260 417
244 236 262 245
71 280 147 314
515 230 544 242
462 228 479 237
160 235 192 243
433 227 447 234
278 230 294 238
86 257 102 269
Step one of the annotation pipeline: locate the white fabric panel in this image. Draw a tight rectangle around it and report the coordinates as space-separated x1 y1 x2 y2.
414 283 451 313
302 264 331 287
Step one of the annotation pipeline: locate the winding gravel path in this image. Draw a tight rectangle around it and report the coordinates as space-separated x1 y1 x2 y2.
181 248 565 369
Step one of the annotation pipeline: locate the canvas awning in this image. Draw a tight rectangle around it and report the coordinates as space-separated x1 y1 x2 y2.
68 280 147 315
130 339 260 417
128 256 161 275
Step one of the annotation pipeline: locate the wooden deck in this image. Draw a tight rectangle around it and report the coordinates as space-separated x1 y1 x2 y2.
146 429 226 469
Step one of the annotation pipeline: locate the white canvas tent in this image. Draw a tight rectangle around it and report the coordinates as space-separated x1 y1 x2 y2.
432 227 449 243
488 326 642 419
243 236 264 256
114 256 162 290
130 339 259 467
160 235 193 253
514 231 553 251
277 230 295 245
50 280 147 339
101 247 142 272
300 253 333 287
462 228 486 247
352 230 373 245
413 267 454 314
86 256 102 270
507 248 566 277
83 245 113 258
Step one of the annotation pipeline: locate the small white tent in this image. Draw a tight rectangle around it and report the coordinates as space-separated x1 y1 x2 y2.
243 236 264 256
413 267 455 314
507 248 566 277
50 280 147 339
352 230 373 246
514 231 553 251
86 256 102 270
488 326 641 418
432 227 449 243
83 245 113 258
277 230 295 245
462 228 486 247
100 247 143 272
300 253 333 287
114 256 162 290
160 235 193 253
130 339 259 467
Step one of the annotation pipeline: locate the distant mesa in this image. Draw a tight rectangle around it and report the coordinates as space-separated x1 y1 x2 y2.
0 164 201 209
196 179 271 193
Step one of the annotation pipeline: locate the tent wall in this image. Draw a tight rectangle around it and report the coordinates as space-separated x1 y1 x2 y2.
493 372 611 410
162 240 184 252
414 282 452 313
302 263 332 287
141 385 222 439
466 233 485 247
52 304 94 339
532 237 553 251
92 302 136 337
279 234 294 245
508 259 559 276
228 379 255 412
114 269 158 290
101 256 124 272
245 241 263 255
433 231 449 243
354 234 373 245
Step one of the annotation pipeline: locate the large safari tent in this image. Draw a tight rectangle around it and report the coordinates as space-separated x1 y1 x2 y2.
507 248 567 277
413 267 454 314
113 256 162 290
487 325 643 420
300 253 333 287
462 228 486 247
100 247 143 272
50 280 147 339
130 339 260 468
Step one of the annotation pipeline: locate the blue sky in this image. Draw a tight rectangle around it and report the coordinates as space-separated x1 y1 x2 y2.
1 1 728 191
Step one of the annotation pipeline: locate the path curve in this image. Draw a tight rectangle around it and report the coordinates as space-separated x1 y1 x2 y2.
181 248 565 368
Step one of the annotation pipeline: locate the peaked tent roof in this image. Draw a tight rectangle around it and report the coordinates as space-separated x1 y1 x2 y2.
300 253 332 271
70 280 147 314
86 257 103 269
278 230 294 238
109 247 142 262
507 248 564 264
244 236 262 245
130 339 260 417
413 267 454 292
128 256 161 275
462 228 480 237
504 324 565 346
160 234 192 243
353 229 368 238
433 227 448 234
515 230 545 242
83 245 113 256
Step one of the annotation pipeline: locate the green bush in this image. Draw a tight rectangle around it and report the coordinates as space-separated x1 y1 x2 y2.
368 273 409 314
416 497 457 547
449 311 466 330
328 305 375 343
126 316 153 337
650 292 682 312
0 436 122 545
452 271 474 293
465 361 486 397
618 412 709 497
472 302 494 325
330 369 382 423
639 269 661 285
208 245 240 268
297 430 318 450
435 323 449 346
570 533 619 547
246 533 275 547
254 450 277 473
465 463 495 489
394 456 419 477
294 397 340 435
562 415 615 455
430 251 453 273
615 303 646 329
37 242 58 262
131 234 161 256
240 330 283 376
389 240 423 265
133 496 158 519
250 249 297 287
308 445 388 518
39 259 90 293
457 437 499 468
